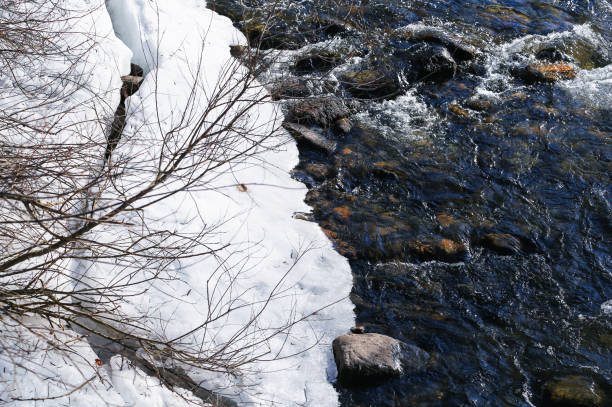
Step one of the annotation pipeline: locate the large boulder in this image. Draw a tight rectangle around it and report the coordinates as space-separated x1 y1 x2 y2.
332 333 428 386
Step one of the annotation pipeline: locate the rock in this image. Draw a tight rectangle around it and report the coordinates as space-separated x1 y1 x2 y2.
437 213 457 227
333 333 429 386
333 206 351 220
335 118 352 134
342 70 401 99
241 19 301 50
304 163 331 180
283 122 337 152
120 75 144 98
542 376 605 407
397 26 479 62
478 233 522 255
449 104 469 117
398 342 430 372
332 333 403 385
465 97 492 111
285 98 350 128
520 63 578 83
294 52 342 74
392 41 457 83
129 63 144 77
409 43 457 83
536 47 572 63
372 161 402 181
207 0 244 22
229 45 248 58
269 79 311 100
350 326 366 334
408 238 468 262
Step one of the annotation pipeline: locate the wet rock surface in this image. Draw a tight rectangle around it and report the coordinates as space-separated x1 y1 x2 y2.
294 52 343 74
341 70 401 100
396 43 457 83
476 233 522 255
107 63 144 160
408 238 468 262
285 98 350 128
520 63 578 83
397 26 480 62
333 333 429 386
283 122 337 152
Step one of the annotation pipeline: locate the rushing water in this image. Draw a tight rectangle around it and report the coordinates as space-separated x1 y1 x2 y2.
209 0 611 405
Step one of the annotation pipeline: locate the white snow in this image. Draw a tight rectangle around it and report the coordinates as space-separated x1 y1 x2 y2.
0 318 204 407
1 0 354 406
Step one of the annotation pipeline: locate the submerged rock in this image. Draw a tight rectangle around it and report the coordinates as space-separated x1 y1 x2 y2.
477 233 522 255
542 376 605 407
304 163 331 181
408 238 468 262
449 104 470 117
283 122 337 152
335 117 352 134
332 333 428 386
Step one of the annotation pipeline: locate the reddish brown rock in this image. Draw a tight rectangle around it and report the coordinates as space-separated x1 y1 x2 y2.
408 238 467 262
523 63 577 83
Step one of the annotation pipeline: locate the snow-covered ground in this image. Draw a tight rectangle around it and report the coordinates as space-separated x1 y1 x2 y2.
0 0 354 406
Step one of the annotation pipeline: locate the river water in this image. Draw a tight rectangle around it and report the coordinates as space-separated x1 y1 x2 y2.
208 0 611 405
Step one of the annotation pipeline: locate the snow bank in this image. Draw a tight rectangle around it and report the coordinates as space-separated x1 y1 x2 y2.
0 3 207 405
0 318 204 407
99 0 355 405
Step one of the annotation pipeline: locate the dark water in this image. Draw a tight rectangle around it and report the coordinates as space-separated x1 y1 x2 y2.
209 0 611 405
